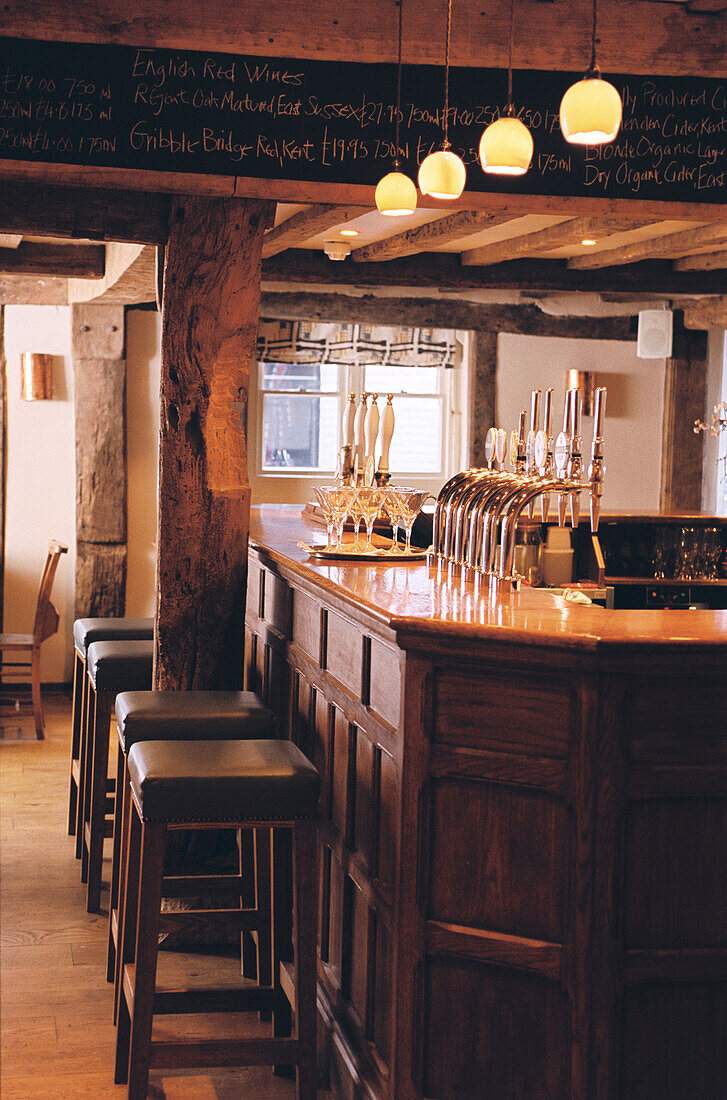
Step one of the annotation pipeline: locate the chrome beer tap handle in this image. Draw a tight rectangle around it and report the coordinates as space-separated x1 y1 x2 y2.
526 390 541 516
536 387 554 523
555 389 574 527
567 387 583 529
588 386 607 533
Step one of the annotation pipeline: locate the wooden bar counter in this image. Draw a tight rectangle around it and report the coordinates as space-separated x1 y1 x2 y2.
244 505 727 1100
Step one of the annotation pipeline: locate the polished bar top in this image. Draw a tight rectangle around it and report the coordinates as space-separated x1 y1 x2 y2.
249 505 727 652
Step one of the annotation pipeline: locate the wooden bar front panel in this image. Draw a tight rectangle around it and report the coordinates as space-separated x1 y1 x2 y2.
245 532 727 1100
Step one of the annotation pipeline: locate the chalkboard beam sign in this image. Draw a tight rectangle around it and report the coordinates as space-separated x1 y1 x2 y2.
0 36 724 216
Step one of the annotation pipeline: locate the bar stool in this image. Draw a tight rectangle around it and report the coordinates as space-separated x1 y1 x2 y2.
68 618 152 840
114 738 320 1100
107 689 276 999
81 639 153 912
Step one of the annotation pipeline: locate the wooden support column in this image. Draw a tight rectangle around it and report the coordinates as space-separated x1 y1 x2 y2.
470 331 498 466
156 196 271 690
72 303 127 618
660 320 709 513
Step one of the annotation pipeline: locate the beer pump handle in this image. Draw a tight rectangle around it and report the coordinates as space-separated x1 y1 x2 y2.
589 387 607 532
377 394 395 480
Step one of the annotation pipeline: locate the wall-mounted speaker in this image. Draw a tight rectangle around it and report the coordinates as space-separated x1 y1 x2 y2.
637 310 673 359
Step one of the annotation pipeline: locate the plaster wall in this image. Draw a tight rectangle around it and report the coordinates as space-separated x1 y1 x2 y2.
497 334 666 514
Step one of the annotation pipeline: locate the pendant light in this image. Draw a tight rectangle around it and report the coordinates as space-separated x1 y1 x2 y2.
418 0 466 201
559 0 622 145
375 0 417 216
479 0 533 176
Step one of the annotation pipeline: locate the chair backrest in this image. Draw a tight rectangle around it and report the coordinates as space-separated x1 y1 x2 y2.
32 540 68 646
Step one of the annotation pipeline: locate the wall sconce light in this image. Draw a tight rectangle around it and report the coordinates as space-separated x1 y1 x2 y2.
20 352 53 400
566 368 596 417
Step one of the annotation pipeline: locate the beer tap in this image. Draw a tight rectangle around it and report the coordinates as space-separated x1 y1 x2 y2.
353 392 368 482
555 389 574 527
376 393 395 485
588 387 607 532
526 390 541 517
535 388 554 523
364 393 380 485
340 392 356 483
514 410 528 475
567 386 583 528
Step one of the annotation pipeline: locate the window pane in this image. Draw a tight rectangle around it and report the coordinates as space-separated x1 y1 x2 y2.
364 365 440 395
389 399 442 473
262 394 339 470
261 361 339 393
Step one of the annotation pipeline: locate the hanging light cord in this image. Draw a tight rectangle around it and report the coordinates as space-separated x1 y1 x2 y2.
506 0 514 115
589 0 600 76
394 0 403 167
442 0 452 149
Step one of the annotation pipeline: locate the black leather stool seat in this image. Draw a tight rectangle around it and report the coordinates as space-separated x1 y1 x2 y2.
73 617 153 659
115 690 275 751
86 640 153 693
127 740 320 824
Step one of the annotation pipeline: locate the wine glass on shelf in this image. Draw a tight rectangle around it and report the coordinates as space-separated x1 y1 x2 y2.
357 487 386 552
390 487 432 555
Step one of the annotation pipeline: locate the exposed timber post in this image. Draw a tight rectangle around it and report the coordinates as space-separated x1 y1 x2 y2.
0 306 5 624
660 318 708 513
72 302 127 618
155 196 272 690
470 330 498 466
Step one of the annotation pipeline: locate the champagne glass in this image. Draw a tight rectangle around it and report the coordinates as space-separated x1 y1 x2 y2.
390 487 432 555
357 487 386 552
314 486 336 550
382 487 403 549
319 485 350 550
348 488 365 549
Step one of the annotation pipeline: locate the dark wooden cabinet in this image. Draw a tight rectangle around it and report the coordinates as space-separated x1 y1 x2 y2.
245 509 727 1100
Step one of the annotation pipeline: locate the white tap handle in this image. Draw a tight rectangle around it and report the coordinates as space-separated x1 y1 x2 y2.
378 394 395 474
342 392 356 448
353 393 367 466
364 394 380 463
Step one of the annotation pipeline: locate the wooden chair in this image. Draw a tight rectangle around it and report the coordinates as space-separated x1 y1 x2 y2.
0 540 68 739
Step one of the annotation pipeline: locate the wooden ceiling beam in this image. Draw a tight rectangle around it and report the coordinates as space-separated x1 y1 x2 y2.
679 297 727 328
3 1 726 78
0 180 171 244
0 276 68 305
259 290 635 340
0 235 22 249
262 250 727 296
673 249 727 271
68 244 158 305
262 204 368 258
461 217 651 266
0 242 105 278
568 222 727 269
352 211 519 263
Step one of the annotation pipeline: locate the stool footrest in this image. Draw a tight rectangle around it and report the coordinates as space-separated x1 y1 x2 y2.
160 872 245 898
158 908 261 937
149 1036 300 1070
153 986 278 1016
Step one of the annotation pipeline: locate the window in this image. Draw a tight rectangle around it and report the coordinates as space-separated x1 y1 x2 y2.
249 322 470 505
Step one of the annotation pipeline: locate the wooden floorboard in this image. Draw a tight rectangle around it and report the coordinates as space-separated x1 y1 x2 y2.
0 696 331 1098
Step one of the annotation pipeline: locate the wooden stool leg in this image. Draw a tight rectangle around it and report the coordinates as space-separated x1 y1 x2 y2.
106 742 125 983
67 651 84 835
239 827 257 979
114 789 141 1083
112 762 133 1020
76 673 93 863
31 643 43 739
255 826 273 1020
293 820 318 1100
86 689 112 912
126 820 166 1100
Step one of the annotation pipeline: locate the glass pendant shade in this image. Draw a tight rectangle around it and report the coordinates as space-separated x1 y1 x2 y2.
418 149 466 200
479 115 534 175
559 75 622 144
375 170 418 216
